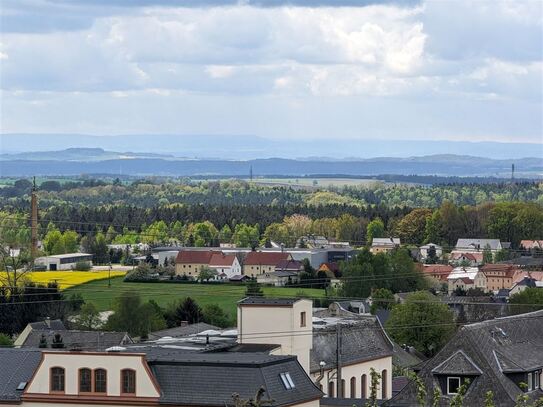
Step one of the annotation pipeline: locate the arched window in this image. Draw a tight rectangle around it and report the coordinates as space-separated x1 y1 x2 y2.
79 368 91 392
94 369 107 393
361 374 367 399
340 379 345 398
350 377 356 398
381 369 388 399
51 367 65 392
121 369 136 394
328 381 335 398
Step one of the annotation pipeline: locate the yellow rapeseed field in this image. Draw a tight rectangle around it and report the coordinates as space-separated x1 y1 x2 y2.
0 271 126 290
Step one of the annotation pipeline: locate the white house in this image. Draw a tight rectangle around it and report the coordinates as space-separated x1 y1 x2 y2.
419 243 443 260
208 253 241 279
447 267 479 294
34 253 93 271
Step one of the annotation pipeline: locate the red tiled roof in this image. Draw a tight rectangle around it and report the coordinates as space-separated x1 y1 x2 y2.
422 264 453 280
481 264 517 278
209 253 237 267
244 252 290 266
319 262 340 273
175 250 222 264
520 240 543 250
512 270 543 284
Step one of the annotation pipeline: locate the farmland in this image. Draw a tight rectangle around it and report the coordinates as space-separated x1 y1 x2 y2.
1 271 127 290
64 277 326 319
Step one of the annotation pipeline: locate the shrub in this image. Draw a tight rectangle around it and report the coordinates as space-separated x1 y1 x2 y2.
74 261 91 271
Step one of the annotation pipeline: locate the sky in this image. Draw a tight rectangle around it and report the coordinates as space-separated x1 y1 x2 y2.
1 0 542 144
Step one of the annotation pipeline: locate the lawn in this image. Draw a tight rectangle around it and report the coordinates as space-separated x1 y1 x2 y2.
64 277 326 319
1 271 127 290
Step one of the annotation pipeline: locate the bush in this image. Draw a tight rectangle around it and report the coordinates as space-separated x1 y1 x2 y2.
73 261 92 271
124 263 157 282
0 333 13 347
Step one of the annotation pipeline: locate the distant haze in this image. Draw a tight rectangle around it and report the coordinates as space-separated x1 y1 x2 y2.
1 134 541 160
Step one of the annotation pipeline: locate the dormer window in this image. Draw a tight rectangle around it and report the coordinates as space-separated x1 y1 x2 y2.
94 369 107 393
79 368 92 392
121 369 136 394
50 367 65 393
447 377 461 395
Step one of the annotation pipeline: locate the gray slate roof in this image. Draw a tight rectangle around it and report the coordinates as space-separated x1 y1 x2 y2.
0 349 42 401
28 319 66 331
149 353 322 406
20 329 132 350
149 322 221 339
310 316 393 373
388 310 543 407
431 350 483 375
456 238 502 251
238 297 300 306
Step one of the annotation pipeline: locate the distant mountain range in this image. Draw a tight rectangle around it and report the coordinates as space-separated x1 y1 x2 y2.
0 148 541 178
1 133 542 160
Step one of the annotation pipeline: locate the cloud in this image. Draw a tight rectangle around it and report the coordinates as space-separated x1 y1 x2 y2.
0 0 541 143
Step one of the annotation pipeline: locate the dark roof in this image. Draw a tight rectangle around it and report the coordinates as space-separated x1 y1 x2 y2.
388 310 543 406
431 350 483 375
391 342 426 369
19 329 132 350
229 274 248 281
499 256 543 267
28 319 66 331
310 317 393 373
238 297 301 306
0 349 42 401
275 259 303 271
392 376 410 397
221 343 282 353
149 323 221 340
321 398 385 407
149 353 322 406
244 252 290 266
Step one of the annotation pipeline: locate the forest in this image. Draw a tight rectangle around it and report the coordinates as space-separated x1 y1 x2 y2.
0 179 542 259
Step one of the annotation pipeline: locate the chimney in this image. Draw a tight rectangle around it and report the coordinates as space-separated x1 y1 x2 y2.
45 317 51 329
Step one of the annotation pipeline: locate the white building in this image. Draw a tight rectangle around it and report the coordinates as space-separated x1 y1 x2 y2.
419 243 443 260
34 253 93 271
447 267 479 294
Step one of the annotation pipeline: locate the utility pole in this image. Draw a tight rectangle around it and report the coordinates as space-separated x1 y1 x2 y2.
336 323 342 397
511 163 515 183
31 177 38 259
249 165 253 182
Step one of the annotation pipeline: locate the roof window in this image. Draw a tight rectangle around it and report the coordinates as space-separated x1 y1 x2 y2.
280 372 295 390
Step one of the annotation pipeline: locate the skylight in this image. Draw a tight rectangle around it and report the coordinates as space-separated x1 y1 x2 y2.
16 382 27 391
280 372 295 390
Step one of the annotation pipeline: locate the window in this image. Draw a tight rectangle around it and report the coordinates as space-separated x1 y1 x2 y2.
381 369 387 399
535 371 541 390
300 312 306 327
361 374 367 399
328 381 335 398
51 367 65 392
527 372 533 391
121 369 136 394
340 379 345 398
94 369 107 393
280 372 295 390
447 377 461 395
350 377 356 398
79 368 91 392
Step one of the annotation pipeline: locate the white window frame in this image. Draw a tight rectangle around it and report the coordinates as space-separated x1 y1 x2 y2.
447 377 461 395
535 371 540 390
527 373 533 391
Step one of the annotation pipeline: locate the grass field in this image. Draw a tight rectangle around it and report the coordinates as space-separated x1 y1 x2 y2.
64 277 326 319
1 271 127 290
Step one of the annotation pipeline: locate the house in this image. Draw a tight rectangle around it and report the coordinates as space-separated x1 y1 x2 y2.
520 240 543 251
449 251 483 266
447 267 479 294
509 276 543 296
34 253 93 271
208 253 241 279
476 264 517 293
0 348 321 407
388 310 543 406
275 259 304 273
370 238 401 254
174 249 222 277
419 243 443 261
257 270 300 286
500 256 543 271
318 262 340 278
242 251 292 277
455 238 503 253
422 264 453 283
15 329 133 350
14 318 66 347
311 304 394 400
